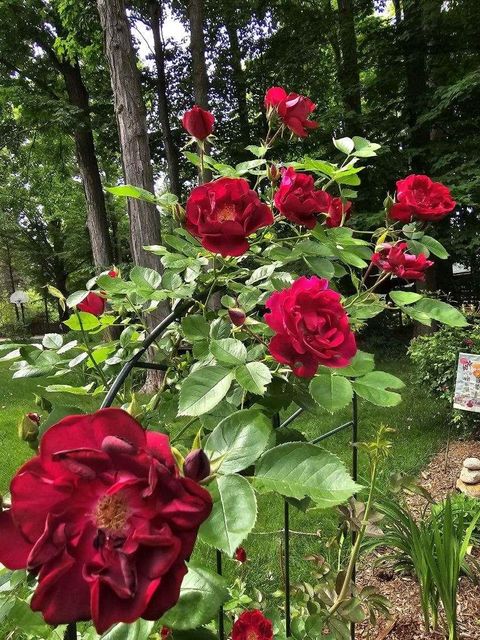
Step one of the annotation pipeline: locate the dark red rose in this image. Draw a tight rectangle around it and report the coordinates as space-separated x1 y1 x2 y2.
182 106 214 140
274 167 331 229
389 174 456 223
234 546 247 563
264 87 318 138
77 292 105 317
464 338 474 348
232 610 273 640
185 177 273 257
228 307 247 327
325 197 352 228
265 276 357 378
183 449 210 482
371 242 433 281
0 408 211 633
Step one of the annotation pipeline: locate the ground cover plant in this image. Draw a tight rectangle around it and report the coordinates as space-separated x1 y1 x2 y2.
0 88 464 639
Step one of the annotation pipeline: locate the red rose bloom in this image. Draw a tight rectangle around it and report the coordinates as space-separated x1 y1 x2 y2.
232 610 273 640
234 546 247 563
274 167 331 229
77 292 105 317
264 87 318 138
185 177 273 257
182 106 214 141
371 242 433 281
265 276 357 378
389 174 456 223
0 409 212 633
325 197 352 228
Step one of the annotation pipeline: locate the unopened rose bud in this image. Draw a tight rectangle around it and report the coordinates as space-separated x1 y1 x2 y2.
183 449 210 482
173 203 185 223
228 307 246 327
267 163 280 182
161 628 171 640
108 267 119 278
234 546 247 563
18 413 40 444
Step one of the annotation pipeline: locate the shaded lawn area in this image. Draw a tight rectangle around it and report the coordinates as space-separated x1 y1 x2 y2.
0 354 450 600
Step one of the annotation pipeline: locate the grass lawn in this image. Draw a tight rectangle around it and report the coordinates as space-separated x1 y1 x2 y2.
0 352 451 602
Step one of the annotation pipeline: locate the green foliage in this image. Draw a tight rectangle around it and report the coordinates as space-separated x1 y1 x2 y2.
409 318 480 432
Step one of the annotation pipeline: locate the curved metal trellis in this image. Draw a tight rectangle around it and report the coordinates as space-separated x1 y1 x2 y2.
63 302 360 640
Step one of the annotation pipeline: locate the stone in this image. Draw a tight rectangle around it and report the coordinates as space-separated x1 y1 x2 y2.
463 457 480 470
459 467 480 484
457 479 480 498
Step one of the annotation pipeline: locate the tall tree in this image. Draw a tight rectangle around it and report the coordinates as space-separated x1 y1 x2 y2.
148 0 181 198
336 0 362 133
96 0 164 273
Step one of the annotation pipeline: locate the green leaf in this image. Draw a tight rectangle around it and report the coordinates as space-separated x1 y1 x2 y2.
182 315 210 341
246 263 278 285
130 266 162 290
205 408 273 474
420 235 449 259
305 257 335 279
235 362 272 395
65 291 88 308
178 366 234 416
352 371 405 407
63 312 100 331
414 298 468 327
210 338 247 365
309 374 353 413
42 333 63 350
338 351 375 377
160 564 229 630
199 475 257 555
389 291 423 306
333 137 354 155
101 620 155 640
106 184 156 203
245 144 268 158
254 443 360 507
44 384 93 395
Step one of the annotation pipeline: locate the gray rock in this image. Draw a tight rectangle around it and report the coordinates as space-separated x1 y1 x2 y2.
460 467 480 484
463 457 480 470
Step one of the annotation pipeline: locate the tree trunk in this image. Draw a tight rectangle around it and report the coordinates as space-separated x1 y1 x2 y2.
97 0 163 274
402 0 429 173
60 61 113 270
149 0 181 198
337 0 362 134
224 11 250 150
187 0 212 181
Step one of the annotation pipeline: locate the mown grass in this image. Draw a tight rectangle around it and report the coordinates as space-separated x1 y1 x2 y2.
0 352 450 601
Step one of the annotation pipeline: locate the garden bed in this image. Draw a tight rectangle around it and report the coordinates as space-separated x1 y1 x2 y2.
357 440 480 639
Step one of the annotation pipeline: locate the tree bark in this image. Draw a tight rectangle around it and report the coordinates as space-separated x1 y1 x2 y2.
97 0 163 273
59 61 113 270
149 0 181 198
337 0 362 134
224 11 250 150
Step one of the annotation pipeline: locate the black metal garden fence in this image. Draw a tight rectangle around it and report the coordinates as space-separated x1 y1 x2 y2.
63 300 360 640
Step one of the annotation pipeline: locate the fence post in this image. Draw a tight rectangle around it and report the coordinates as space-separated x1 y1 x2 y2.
64 623 76 640
216 549 225 640
350 393 359 640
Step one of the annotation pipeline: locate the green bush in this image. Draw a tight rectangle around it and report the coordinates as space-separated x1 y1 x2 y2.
408 317 480 433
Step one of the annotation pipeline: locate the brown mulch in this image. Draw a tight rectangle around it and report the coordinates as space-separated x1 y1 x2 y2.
355 440 480 640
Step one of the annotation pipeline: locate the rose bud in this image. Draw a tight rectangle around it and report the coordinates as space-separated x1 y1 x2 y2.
161 627 171 639
18 413 40 444
77 291 106 317
182 105 215 141
107 267 119 278
234 547 247 563
267 163 280 182
228 307 247 327
183 449 210 482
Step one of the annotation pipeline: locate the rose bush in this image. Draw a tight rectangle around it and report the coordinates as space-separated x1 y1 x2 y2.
0 84 466 639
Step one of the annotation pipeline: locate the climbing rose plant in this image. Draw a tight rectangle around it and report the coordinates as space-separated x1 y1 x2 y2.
0 85 464 639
